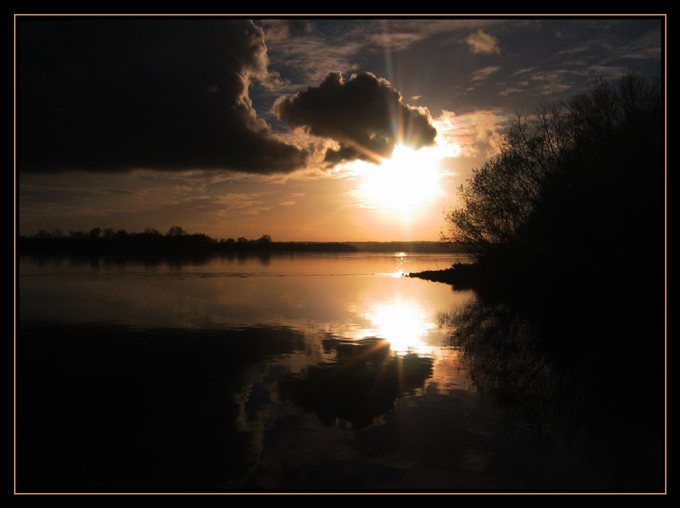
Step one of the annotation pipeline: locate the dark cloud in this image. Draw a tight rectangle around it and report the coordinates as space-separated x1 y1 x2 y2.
17 17 308 174
274 71 437 164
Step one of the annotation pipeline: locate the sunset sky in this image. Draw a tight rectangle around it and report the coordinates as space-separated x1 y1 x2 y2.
16 15 664 242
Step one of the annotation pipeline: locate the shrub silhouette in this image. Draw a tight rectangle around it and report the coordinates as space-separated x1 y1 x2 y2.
441 70 664 296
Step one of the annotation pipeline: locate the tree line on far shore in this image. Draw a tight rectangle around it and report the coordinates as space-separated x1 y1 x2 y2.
18 227 357 255
18 226 459 256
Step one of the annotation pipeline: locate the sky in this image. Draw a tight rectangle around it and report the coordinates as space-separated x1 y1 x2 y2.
16 15 664 242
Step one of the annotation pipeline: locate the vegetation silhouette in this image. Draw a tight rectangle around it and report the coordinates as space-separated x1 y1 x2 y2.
441 296 665 492
416 70 664 305
18 227 359 257
18 228 462 257
413 70 665 492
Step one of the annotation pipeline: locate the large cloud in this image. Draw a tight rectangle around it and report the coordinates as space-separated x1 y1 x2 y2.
274 72 437 164
17 18 308 174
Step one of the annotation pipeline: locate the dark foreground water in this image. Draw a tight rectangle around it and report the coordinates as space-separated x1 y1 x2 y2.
16 253 665 494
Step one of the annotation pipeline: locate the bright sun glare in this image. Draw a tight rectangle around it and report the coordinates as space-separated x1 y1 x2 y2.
363 299 439 355
353 145 444 216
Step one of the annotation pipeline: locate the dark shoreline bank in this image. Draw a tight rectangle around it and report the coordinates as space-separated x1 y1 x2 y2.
407 262 478 289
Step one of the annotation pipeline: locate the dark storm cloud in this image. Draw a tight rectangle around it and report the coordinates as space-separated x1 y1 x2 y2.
17 17 308 174
274 71 437 164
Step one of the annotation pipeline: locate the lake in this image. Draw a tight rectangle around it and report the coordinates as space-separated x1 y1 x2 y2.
16 252 665 494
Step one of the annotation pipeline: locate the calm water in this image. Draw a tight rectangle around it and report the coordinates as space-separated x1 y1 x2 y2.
16 252 665 494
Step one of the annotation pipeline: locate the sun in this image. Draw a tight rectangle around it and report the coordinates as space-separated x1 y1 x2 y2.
354 145 444 216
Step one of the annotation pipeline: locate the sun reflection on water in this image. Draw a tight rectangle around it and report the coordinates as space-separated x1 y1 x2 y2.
379 251 410 278
360 298 439 355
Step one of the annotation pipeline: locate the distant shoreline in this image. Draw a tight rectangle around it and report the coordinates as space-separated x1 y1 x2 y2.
18 235 466 257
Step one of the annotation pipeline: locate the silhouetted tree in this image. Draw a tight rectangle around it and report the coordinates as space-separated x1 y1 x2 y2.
442 70 663 280
113 229 129 240
166 226 186 237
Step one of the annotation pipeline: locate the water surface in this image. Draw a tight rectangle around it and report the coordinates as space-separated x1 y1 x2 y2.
16 252 665 493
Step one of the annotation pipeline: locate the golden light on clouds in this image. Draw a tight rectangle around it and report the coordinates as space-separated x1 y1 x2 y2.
432 110 507 159
465 29 501 55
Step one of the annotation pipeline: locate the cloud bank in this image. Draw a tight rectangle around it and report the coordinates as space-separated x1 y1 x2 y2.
18 18 309 175
274 72 437 165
